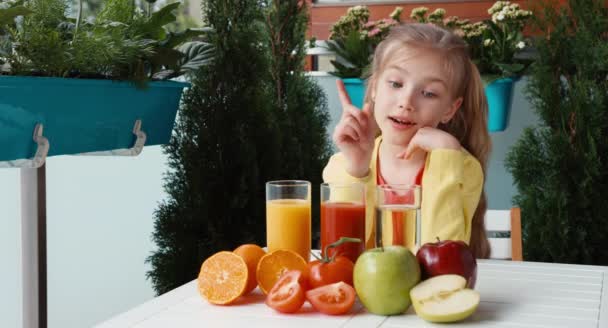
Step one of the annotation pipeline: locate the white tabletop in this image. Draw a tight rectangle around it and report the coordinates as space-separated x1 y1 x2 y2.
97 259 608 328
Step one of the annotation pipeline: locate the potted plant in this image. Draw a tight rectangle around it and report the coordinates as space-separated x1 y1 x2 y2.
411 2 534 131
324 5 402 108
0 0 213 161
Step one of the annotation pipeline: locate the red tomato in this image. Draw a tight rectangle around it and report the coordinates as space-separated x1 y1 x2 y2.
305 281 356 315
308 255 354 288
265 270 306 313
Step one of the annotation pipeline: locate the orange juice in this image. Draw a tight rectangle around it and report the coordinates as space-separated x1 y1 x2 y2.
266 199 311 260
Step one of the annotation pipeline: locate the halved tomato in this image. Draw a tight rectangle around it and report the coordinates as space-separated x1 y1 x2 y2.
265 270 306 313
305 281 356 315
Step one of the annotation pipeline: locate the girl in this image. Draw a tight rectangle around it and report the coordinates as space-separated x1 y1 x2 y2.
323 23 491 258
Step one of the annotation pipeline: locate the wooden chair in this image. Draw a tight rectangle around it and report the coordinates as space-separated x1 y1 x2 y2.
484 208 523 261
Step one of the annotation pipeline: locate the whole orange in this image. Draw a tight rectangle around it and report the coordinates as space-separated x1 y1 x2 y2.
233 244 266 295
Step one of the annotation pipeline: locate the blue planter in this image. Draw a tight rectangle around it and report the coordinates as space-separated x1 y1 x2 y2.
485 77 517 132
342 78 366 109
0 76 188 162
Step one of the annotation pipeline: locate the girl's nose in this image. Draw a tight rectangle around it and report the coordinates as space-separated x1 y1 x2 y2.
397 89 416 111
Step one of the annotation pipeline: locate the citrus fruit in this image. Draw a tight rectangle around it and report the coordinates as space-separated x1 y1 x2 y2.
198 251 248 305
256 249 308 294
233 244 266 295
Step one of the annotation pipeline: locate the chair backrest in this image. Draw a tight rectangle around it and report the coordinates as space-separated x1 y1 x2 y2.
484 208 522 261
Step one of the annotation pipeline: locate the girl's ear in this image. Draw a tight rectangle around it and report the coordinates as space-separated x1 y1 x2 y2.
441 97 463 123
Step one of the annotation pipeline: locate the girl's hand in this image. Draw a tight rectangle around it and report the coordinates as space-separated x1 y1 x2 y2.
333 80 377 178
398 127 461 159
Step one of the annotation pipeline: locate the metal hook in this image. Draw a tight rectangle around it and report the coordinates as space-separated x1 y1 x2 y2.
80 119 147 156
0 123 49 169
31 124 50 168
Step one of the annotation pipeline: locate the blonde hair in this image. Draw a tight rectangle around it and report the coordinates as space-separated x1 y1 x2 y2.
365 23 492 259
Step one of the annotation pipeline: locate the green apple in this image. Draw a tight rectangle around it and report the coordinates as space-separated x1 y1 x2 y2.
410 274 480 323
353 245 420 315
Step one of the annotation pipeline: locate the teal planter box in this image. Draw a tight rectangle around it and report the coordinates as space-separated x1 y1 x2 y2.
0 76 188 162
485 77 517 132
342 78 366 109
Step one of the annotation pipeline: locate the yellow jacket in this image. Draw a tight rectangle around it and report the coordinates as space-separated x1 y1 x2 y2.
322 137 484 251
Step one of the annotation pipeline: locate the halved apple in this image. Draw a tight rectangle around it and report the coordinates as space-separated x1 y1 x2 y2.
409 274 480 323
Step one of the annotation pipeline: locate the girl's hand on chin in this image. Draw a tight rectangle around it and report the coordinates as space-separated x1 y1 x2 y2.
333 80 377 177
397 127 461 160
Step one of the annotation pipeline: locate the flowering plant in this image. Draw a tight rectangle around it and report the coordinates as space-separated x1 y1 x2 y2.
411 1 534 83
325 5 402 78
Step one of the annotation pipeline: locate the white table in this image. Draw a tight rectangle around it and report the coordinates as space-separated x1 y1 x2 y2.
97 259 608 328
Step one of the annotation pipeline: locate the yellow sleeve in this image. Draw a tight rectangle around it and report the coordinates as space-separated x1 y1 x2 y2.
322 152 373 185
420 149 483 245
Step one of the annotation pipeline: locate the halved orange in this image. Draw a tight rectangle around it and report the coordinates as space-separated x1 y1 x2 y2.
256 249 308 294
233 244 266 295
198 251 248 305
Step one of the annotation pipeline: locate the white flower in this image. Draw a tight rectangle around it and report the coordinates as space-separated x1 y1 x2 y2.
390 7 403 20
488 1 510 14
491 11 508 23
431 8 446 16
516 41 526 49
484 39 495 47
411 6 429 19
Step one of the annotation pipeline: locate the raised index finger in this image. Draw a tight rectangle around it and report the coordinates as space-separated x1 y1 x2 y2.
336 80 355 115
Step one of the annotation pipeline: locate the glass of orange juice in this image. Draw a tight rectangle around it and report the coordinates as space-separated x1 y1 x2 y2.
266 180 311 260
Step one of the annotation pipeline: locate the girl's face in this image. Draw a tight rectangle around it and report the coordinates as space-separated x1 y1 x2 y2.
371 49 463 147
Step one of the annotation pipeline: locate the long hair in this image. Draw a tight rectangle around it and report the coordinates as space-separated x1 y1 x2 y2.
364 23 492 258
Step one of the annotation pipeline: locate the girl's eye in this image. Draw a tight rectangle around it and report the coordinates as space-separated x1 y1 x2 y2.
422 90 437 98
388 81 402 89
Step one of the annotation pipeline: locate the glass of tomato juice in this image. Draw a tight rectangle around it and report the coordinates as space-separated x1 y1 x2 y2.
320 182 366 262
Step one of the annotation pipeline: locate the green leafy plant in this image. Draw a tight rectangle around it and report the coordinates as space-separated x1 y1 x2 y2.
411 1 534 83
505 0 608 264
147 0 277 294
264 0 332 248
326 5 402 79
0 0 213 84
147 0 332 294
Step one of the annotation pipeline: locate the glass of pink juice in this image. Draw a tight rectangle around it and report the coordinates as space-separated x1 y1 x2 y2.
320 182 366 262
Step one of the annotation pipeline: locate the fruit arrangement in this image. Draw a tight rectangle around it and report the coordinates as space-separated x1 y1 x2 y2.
197 237 480 323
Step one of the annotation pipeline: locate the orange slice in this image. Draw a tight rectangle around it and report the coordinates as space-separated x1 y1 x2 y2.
198 251 248 305
233 244 266 295
256 249 308 294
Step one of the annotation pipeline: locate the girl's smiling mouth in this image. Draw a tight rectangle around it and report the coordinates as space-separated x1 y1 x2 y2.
389 116 417 129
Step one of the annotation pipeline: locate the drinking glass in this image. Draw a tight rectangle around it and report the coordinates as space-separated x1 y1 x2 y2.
375 184 422 252
320 182 366 262
266 180 311 260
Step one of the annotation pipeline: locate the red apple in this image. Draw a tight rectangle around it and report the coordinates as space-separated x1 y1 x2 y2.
416 238 477 288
